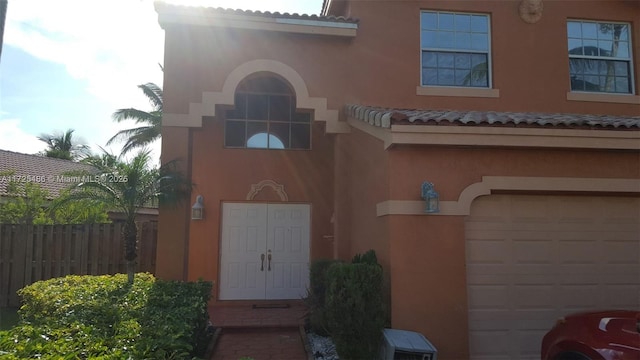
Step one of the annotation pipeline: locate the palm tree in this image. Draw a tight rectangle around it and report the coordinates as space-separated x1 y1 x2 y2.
81 146 119 169
55 149 191 284
107 83 163 155
38 129 89 161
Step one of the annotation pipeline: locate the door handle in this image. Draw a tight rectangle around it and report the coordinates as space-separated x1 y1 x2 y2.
267 253 272 271
260 254 265 271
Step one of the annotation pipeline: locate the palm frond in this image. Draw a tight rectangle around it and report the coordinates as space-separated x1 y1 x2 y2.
112 108 158 123
106 127 152 146
119 127 162 155
138 83 163 112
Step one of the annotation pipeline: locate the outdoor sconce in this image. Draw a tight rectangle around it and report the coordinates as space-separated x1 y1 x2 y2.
421 181 440 213
191 195 204 220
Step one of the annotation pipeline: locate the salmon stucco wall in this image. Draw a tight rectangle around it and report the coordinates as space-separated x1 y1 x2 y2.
162 25 354 120
388 146 640 201
389 215 469 360
156 1 639 358
185 118 335 301
343 1 639 115
334 126 392 316
159 23 353 282
384 145 640 359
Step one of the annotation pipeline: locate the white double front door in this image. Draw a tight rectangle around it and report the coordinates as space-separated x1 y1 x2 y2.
219 203 310 300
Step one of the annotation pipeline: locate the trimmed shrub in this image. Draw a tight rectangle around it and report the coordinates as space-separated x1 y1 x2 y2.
305 258 341 336
0 273 213 359
351 249 378 265
325 253 385 360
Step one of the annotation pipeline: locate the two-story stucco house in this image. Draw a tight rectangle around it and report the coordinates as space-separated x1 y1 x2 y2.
153 1 640 359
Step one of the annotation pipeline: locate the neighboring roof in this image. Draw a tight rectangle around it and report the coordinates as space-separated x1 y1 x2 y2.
155 1 358 37
0 149 96 199
346 104 640 130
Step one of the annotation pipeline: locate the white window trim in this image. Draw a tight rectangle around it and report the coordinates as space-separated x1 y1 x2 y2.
567 19 635 95
419 10 493 89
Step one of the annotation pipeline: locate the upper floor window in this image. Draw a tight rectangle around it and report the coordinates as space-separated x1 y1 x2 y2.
568 20 634 94
420 11 491 88
225 76 311 150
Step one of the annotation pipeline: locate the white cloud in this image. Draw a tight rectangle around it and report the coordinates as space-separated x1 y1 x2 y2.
4 0 318 112
5 0 164 110
3 0 317 164
0 119 47 155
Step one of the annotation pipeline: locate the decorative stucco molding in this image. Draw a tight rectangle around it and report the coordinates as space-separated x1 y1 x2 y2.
416 86 500 98
376 176 640 216
519 0 543 24
163 59 350 133
246 179 289 201
567 92 640 105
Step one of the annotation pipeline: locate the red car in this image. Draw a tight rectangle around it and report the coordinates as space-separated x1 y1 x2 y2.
541 310 640 360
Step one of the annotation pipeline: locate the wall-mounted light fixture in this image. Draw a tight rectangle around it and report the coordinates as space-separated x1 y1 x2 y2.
421 181 440 213
191 195 204 220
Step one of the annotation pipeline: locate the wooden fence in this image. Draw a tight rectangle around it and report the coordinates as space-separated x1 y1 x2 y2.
0 222 157 307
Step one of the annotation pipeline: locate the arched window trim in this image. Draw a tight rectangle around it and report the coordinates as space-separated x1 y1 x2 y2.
224 75 312 150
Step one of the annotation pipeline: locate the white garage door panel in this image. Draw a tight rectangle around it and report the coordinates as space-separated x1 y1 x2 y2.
466 195 640 360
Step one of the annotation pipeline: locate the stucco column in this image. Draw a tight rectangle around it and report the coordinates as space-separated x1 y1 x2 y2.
155 127 192 281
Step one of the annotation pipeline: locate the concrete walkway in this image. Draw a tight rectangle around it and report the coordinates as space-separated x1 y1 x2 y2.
208 304 309 360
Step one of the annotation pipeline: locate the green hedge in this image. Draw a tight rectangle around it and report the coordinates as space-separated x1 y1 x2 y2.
325 251 386 360
0 273 212 359
305 258 342 336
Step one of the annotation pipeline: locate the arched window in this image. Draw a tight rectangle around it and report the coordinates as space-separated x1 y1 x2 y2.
224 76 311 149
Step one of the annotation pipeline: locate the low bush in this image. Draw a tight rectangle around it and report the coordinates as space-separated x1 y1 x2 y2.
325 251 386 360
0 273 213 359
351 249 378 265
305 258 341 336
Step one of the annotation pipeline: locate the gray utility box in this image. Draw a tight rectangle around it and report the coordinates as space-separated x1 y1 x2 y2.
380 328 438 360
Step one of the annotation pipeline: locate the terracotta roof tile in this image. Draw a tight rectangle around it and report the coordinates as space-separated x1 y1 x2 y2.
155 1 358 24
346 104 640 130
0 150 96 199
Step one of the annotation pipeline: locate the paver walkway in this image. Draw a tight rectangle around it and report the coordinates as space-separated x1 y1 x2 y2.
210 327 307 360
208 304 309 360
210 304 307 328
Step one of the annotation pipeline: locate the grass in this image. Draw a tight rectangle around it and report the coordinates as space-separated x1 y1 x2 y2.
0 307 19 330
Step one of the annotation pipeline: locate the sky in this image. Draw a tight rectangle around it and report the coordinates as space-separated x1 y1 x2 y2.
0 0 321 163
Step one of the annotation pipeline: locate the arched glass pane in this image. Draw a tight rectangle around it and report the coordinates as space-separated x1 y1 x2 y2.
225 75 311 149
247 132 285 149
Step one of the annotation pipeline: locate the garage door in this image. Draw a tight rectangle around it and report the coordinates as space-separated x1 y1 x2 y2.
219 203 310 300
465 195 640 360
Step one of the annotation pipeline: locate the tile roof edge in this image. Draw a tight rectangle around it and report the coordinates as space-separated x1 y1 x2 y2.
344 104 640 129
155 1 359 23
